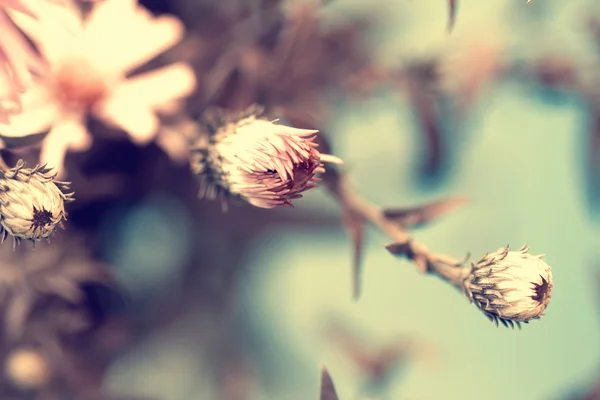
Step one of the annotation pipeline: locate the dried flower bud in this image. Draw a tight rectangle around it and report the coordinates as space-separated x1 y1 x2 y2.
465 245 553 328
0 160 73 245
191 106 342 209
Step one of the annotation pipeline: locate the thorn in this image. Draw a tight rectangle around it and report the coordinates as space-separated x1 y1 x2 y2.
385 242 411 256
320 366 339 400
448 0 457 33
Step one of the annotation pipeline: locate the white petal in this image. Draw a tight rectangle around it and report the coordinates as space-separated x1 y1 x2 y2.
83 0 184 74
40 118 90 177
320 154 344 164
111 63 196 108
7 3 82 65
95 97 159 145
0 84 58 135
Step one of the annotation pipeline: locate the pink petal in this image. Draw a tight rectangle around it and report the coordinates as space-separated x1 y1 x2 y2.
0 10 47 91
0 0 39 17
83 0 184 74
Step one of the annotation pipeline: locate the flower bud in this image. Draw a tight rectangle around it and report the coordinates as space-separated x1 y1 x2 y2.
465 245 553 328
0 160 74 245
191 106 342 209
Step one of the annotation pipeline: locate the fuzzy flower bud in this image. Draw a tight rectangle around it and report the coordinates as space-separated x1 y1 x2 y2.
191 106 342 209
465 245 553 328
0 160 73 245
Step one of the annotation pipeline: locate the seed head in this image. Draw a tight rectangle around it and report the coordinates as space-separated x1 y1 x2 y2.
0 160 74 246
191 106 341 209
465 244 553 328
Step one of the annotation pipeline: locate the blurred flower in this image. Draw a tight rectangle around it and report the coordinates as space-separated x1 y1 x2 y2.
0 241 114 341
0 241 121 398
465 245 553 328
0 0 48 123
0 160 73 245
191 106 342 209
439 28 505 115
0 0 196 174
3 346 51 390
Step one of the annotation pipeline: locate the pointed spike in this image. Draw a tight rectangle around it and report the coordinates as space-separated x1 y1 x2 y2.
385 242 411 256
448 0 457 32
320 366 340 400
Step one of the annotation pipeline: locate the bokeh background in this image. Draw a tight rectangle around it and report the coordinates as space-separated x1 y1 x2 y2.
104 0 600 399
5 0 600 399
100 0 600 399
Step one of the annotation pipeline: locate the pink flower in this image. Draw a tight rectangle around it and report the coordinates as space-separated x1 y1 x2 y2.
0 0 196 175
0 0 48 123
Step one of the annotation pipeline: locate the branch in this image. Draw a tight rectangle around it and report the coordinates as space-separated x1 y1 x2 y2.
324 171 471 297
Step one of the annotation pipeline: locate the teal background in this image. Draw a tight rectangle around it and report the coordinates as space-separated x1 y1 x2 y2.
105 1 600 399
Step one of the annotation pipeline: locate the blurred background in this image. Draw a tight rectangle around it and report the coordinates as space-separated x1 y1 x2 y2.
3 0 600 399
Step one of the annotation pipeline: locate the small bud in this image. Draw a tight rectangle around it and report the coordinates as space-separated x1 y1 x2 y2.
4 347 52 390
0 160 74 246
191 106 342 209
465 245 553 328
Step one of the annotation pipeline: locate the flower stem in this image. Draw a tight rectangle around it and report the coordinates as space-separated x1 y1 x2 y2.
325 173 471 288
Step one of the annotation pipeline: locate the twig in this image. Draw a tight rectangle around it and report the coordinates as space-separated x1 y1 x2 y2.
325 173 471 293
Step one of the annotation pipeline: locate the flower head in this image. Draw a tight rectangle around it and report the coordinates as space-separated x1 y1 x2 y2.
0 160 73 245
465 245 553 328
191 106 342 209
0 0 196 175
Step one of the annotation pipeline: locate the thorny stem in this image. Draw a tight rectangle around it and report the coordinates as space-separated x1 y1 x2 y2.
325 173 472 292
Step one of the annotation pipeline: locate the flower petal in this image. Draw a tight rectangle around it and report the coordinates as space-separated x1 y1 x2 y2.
7 2 82 65
93 63 195 144
0 62 21 123
110 63 196 108
40 118 91 177
95 98 159 144
83 0 184 74
0 84 58 136
0 0 43 18
0 10 47 91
